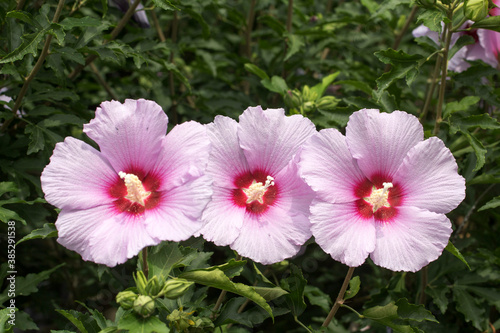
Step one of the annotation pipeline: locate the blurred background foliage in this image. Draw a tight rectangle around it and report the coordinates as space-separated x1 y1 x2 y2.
0 0 499 332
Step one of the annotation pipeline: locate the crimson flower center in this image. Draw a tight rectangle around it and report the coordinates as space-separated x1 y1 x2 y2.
364 182 393 212
119 171 151 206
242 176 275 204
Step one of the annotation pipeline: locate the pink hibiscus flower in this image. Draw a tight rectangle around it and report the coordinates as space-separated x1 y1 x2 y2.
413 3 500 72
200 106 317 265
299 109 465 272
41 99 212 267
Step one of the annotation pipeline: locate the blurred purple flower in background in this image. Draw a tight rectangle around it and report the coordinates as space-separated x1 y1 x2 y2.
110 0 150 28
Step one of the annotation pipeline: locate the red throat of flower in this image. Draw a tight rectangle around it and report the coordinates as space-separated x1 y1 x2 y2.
232 170 278 214
109 169 161 215
354 174 403 221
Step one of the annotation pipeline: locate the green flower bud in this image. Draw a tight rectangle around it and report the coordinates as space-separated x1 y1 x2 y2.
145 275 163 296
415 0 436 8
316 96 340 111
133 295 155 317
464 0 489 22
116 290 138 310
134 271 148 295
161 278 194 299
167 309 195 331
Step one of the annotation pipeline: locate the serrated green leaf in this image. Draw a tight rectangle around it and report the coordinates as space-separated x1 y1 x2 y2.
261 76 288 95
445 241 471 270
258 15 286 35
396 298 438 323
375 49 424 64
284 34 305 61
444 96 481 118
363 301 414 333
344 276 360 300
147 242 184 281
12 310 39 330
0 264 64 304
336 80 373 95
0 182 18 197
417 9 447 33
453 287 487 331
210 259 247 278
56 310 89 333
197 49 217 77
6 10 34 25
38 114 85 128
471 15 500 32
184 7 210 38
253 286 289 301
16 223 57 245
0 28 49 64
59 17 102 30
426 285 450 314
281 265 307 317
25 124 45 155
375 65 418 99
461 131 486 171
244 63 269 80
478 195 500 211
304 285 332 313
0 206 26 224
372 0 411 19
179 268 273 319
449 113 500 134
310 72 340 98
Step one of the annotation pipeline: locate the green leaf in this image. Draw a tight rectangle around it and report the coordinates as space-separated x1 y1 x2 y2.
0 28 49 64
261 76 289 95
24 124 45 155
417 8 447 33
253 286 289 301
375 49 424 65
59 17 102 30
12 310 39 330
363 301 414 333
449 113 500 134
244 63 270 80
179 268 273 319
55 310 88 333
0 206 26 224
147 242 184 281
197 49 217 77
310 72 340 98
453 287 487 331
335 80 373 95
209 259 247 278
16 223 57 245
444 96 481 118
445 241 471 270
184 7 210 38
471 15 500 32
151 0 180 11
284 34 305 61
258 15 286 35
0 182 18 197
280 265 307 317
396 298 438 323
426 285 450 314
38 114 85 128
6 10 34 25
344 276 360 300
461 131 486 171
304 285 332 313
478 195 500 211
0 264 64 304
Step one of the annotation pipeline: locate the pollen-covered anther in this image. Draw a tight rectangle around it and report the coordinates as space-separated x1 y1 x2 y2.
364 182 393 212
119 171 151 206
242 176 275 204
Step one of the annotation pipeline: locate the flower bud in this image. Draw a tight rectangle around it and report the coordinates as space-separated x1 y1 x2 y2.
167 309 195 331
134 271 149 295
316 96 340 111
415 0 436 8
116 290 138 310
133 295 155 317
145 275 163 296
464 0 489 21
161 278 194 299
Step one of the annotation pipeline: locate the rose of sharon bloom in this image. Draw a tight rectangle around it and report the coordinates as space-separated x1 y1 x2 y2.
200 106 317 265
41 99 211 267
413 3 500 73
299 109 465 272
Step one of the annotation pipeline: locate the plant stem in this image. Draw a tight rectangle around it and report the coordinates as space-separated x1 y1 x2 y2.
294 316 313 333
385 6 419 72
9 0 65 121
151 10 166 42
68 0 142 80
142 247 149 280
433 18 453 135
420 53 442 120
322 266 355 327
418 265 428 304
90 62 119 100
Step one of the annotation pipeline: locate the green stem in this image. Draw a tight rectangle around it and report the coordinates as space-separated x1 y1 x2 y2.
142 247 149 280
340 304 364 318
433 19 453 135
294 315 313 333
90 62 119 100
322 266 355 327
418 265 428 304
420 53 442 120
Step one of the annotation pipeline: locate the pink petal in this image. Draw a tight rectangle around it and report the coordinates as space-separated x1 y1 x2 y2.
310 200 376 267
238 106 317 174
57 204 159 267
206 116 250 188
346 109 423 179
393 137 465 214
231 204 312 265
84 99 167 173
41 137 117 210
299 129 366 203
370 206 452 272
146 175 212 241
200 187 246 246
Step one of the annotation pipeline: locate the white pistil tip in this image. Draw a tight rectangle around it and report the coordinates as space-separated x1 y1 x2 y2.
118 171 151 206
243 175 275 204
